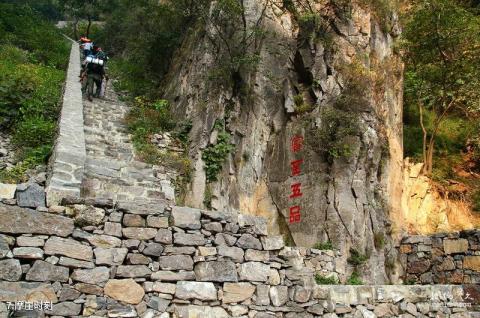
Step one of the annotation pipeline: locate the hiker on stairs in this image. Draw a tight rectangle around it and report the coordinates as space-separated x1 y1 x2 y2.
85 55 107 102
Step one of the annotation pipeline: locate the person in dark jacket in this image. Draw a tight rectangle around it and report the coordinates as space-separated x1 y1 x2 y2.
85 60 106 101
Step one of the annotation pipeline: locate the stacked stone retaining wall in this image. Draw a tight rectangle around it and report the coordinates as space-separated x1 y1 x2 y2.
0 197 479 317
400 231 480 285
45 39 86 206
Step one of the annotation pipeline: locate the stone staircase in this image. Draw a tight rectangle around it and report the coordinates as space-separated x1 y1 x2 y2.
81 87 175 204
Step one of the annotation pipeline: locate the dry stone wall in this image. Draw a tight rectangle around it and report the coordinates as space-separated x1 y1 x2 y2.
45 38 86 206
400 231 480 285
0 190 479 317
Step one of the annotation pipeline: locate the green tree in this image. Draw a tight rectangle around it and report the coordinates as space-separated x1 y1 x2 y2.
403 0 480 175
58 0 111 39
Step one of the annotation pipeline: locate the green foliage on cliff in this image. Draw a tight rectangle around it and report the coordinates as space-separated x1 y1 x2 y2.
347 248 368 265
0 3 69 182
315 273 338 285
313 241 334 250
307 107 360 161
202 121 235 183
346 271 363 285
127 97 175 145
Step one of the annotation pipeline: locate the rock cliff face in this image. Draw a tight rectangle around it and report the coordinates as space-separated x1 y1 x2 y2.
163 0 404 283
402 160 480 235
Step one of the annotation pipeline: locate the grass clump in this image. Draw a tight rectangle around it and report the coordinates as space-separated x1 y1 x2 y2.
346 271 363 285
315 273 338 285
293 94 313 114
126 97 191 179
347 248 368 266
127 97 176 156
313 241 334 250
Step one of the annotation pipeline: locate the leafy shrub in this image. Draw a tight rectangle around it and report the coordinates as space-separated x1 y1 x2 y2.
293 94 313 114
347 248 368 265
307 106 360 161
13 116 56 148
315 273 338 285
346 271 363 285
202 123 235 182
313 241 334 250
0 5 68 181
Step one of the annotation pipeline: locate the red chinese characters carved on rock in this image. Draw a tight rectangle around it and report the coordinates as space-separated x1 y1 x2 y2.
289 182 303 199
291 135 304 153
289 135 304 224
289 206 301 223
290 159 303 177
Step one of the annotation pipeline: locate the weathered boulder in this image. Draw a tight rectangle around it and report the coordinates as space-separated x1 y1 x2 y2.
171 206 201 229
147 215 169 228
152 282 176 294
143 243 164 256
464 256 480 271
46 302 82 316
116 199 166 215
104 279 145 304
0 259 22 281
12 247 44 259
44 236 93 261
0 281 57 302
159 255 194 270
73 204 105 226
0 205 74 237
238 262 270 282
151 271 195 281
217 245 244 262
0 234 11 258
174 232 206 246
238 215 268 235
87 234 122 248
154 228 173 244
26 260 69 282
123 214 146 227
0 183 16 199
16 183 45 208
236 234 262 250
16 236 44 247
116 265 151 278
59 257 94 269
71 267 110 284
194 261 238 282
148 296 170 312
122 227 157 240
443 239 469 254
261 236 285 251
222 282 256 303
104 222 122 237
245 249 269 262
269 286 288 306
94 247 128 266
175 281 217 300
